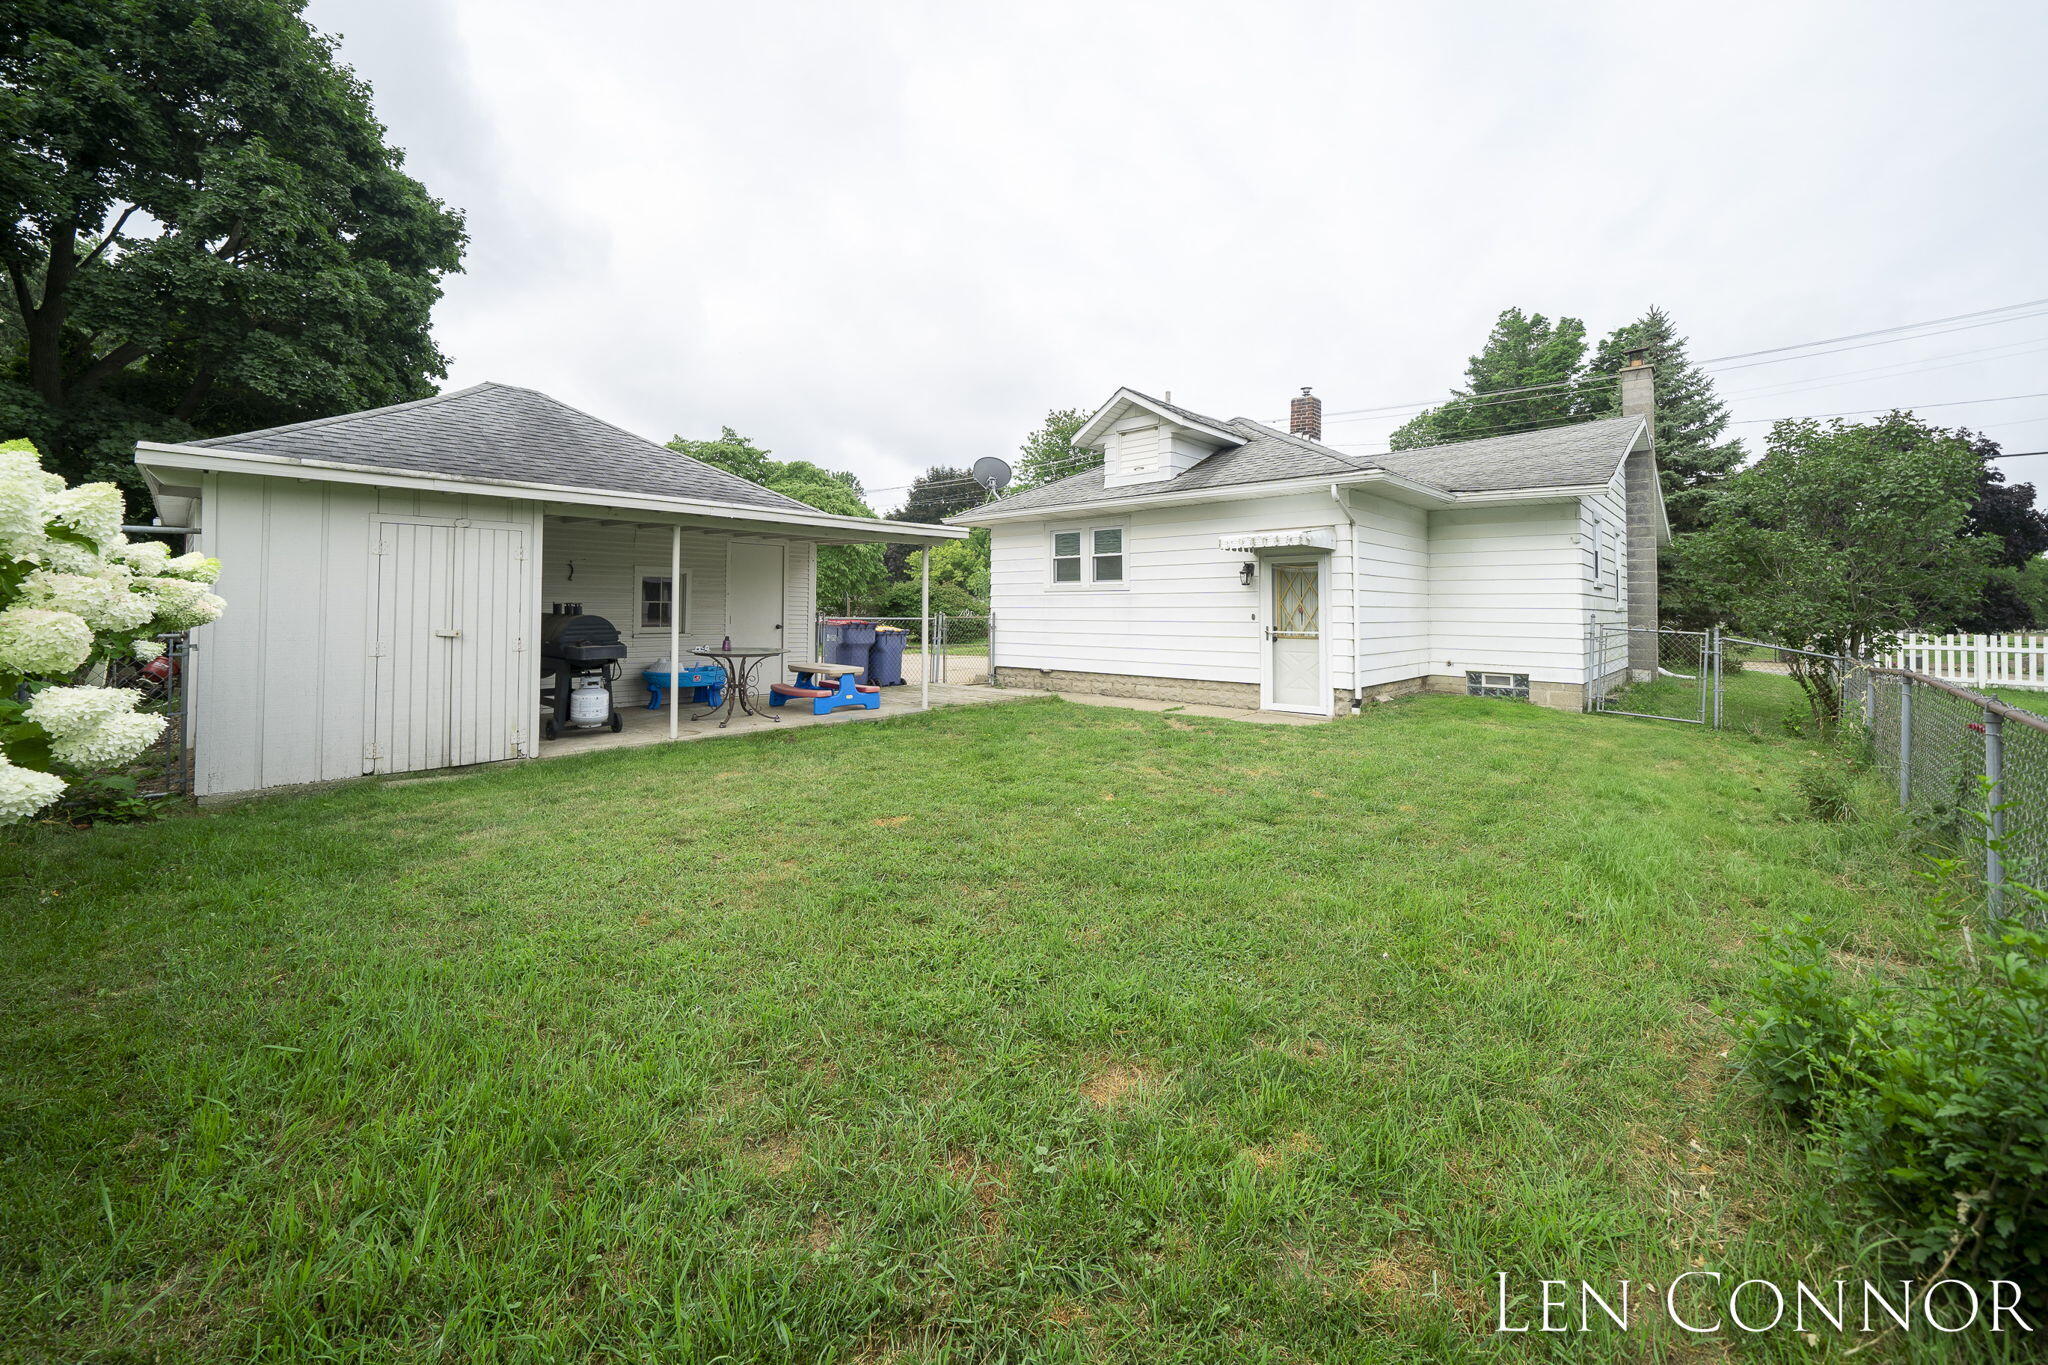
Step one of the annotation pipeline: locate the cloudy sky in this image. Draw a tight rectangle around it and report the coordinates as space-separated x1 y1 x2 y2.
307 0 2048 511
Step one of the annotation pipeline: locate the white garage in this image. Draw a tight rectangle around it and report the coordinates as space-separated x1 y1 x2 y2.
134 382 964 798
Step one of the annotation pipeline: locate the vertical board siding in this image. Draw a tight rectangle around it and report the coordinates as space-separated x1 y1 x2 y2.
188 475 538 796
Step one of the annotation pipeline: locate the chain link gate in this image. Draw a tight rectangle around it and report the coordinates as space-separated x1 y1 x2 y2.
1586 625 1712 723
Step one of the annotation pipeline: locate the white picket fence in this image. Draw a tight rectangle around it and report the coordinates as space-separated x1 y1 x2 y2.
1879 633 2048 690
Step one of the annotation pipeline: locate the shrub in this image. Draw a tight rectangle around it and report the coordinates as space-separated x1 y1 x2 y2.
1736 923 1885 1113
1740 905 2048 1287
1821 917 2048 1282
0 439 223 821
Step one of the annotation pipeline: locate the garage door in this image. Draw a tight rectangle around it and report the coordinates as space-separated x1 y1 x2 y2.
368 520 530 775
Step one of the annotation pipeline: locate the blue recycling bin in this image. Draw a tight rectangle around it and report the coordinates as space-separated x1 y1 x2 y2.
867 625 908 686
822 618 877 677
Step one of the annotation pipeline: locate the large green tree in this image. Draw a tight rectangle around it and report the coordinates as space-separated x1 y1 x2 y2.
1389 308 1594 450
1955 434 2048 633
0 0 466 504
1014 406 1092 488
1678 412 1996 717
666 428 888 614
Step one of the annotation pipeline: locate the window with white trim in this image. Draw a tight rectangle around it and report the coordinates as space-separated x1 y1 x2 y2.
1051 525 1125 584
639 572 685 631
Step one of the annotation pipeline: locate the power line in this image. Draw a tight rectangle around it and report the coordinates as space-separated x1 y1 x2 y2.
1720 335 2048 403
1724 389 2048 425
1695 296 2048 365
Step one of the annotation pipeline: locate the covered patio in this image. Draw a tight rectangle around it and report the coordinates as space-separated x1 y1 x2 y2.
538 679 1040 757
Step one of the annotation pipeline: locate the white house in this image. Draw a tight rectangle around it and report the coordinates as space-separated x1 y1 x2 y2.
953 361 1668 716
133 383 964 798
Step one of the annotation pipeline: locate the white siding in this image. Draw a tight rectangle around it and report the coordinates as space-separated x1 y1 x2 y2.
990 490 1354 697
1426 501 1586 684
539 520 816 706
188 474 540 797
1350 490 1428 688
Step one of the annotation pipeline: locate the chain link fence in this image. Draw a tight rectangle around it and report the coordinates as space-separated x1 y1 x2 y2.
813 614 991 686
1858 666 2048 924
1587 625 2047 924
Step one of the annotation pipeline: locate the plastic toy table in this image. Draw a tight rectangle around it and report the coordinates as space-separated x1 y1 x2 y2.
642 664 726 711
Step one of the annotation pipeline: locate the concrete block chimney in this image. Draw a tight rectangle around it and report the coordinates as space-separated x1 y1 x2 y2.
1289 387 1322 441
1618 346 1661 676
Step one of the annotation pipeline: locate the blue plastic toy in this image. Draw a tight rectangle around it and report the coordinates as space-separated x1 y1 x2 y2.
769 671 882 715
643 664 725 711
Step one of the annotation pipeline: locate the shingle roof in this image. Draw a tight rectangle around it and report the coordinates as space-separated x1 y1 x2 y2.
1372 415 1643 492
190 382 814 511
960 392 1642 519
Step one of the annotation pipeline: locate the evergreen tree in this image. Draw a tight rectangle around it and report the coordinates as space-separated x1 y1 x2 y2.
1584 306 1745 535
1389 309 1594 450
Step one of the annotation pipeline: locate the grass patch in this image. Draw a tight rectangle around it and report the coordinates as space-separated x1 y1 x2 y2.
1 696 1948 1361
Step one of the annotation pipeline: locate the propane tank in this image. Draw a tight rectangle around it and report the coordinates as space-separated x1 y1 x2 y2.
568 676 610 725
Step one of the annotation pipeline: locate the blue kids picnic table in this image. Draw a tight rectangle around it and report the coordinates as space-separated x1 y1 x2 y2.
642 663 725 711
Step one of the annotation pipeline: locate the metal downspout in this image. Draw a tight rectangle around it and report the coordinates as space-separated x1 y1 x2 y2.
1331 484 1363 711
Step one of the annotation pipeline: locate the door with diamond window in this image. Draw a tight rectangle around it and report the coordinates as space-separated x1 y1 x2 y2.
1266 561 1324 712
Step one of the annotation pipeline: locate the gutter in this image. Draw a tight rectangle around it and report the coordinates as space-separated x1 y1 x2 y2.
952 467 1617 527
135 441 967 544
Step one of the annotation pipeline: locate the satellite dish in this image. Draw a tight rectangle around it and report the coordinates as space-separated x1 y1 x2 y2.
971 456 1013 492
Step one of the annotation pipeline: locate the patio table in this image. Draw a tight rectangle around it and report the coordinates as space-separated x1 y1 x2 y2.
689 645 783 727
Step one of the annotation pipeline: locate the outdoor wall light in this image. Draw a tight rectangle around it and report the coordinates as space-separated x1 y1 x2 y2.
1240 561 1257 586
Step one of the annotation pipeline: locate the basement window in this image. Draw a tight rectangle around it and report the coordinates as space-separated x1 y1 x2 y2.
1467 671 1530 700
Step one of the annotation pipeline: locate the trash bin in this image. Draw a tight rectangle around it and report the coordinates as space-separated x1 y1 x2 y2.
867 625 908 686
822 618 876 676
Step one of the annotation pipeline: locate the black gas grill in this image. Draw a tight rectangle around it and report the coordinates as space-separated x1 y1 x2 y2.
539 612 627 739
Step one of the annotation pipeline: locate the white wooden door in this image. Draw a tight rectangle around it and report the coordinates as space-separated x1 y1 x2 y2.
728 541 786 648
1266 560 1325 712
369 520 529 775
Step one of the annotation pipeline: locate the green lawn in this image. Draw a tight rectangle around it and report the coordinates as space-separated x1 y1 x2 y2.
1 697 1948 1362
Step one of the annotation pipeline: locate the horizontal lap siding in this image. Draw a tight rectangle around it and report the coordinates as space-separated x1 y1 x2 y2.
991 492 1350 688
1427 502 1586 683
1352 492 1428 687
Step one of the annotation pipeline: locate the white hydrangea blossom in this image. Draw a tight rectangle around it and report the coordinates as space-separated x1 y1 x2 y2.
22 685 166 768
0 440 225 820
0 606 94 676
162 551 223 583
117 539 173 574
42 482 125 550
0 755 66 823
0 449 61 543
17 570 157 633
134 576 226 630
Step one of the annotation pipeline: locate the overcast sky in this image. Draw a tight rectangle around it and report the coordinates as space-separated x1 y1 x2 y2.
307 0 2048 510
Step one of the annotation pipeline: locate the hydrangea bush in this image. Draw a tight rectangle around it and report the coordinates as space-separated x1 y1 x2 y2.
0 439 224 822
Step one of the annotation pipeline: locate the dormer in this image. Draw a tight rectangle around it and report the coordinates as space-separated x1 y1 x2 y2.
1072 388 1242 490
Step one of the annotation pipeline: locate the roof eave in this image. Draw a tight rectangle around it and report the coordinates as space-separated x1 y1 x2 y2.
133 441 966 544
1071 387 1242 451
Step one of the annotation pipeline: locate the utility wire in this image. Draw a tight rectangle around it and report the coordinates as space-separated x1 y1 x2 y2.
1724 390 2048 425
1695 296 2048 364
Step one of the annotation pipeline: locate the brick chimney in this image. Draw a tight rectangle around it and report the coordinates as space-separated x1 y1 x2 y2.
1289 387 1322 441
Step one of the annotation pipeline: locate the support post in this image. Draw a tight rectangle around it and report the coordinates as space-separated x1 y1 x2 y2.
668 525 682 739
1618 349 1660 677
1898 682 1912 808
1708 627 1722 728
920 547 931 712
1985 709 2006 919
